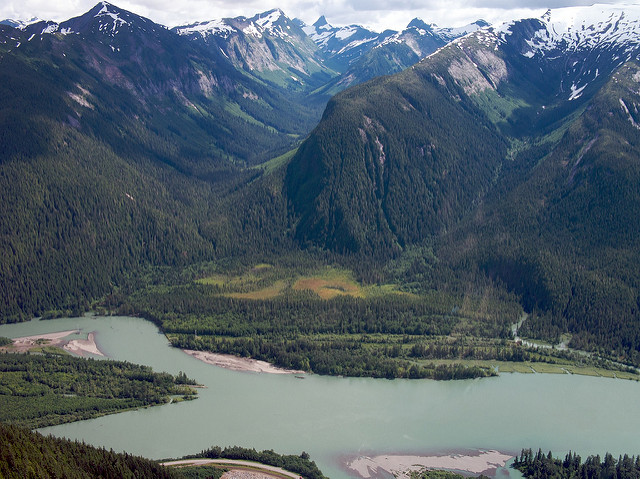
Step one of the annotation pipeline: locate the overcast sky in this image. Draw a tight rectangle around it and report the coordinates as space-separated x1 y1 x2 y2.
0 0 632 31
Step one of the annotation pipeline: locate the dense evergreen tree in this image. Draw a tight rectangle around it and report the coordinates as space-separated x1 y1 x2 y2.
0 352 197 428
514 448 640 479
0 422 179 479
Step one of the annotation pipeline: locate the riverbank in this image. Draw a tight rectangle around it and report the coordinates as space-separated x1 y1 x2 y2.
343 450 514 478
182 350 305 375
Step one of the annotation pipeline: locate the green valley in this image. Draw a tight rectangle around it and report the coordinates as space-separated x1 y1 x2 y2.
1 2 640 383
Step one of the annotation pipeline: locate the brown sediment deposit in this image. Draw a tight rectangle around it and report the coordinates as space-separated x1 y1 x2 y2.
3 330 105 357
183 350 305 375
64 332 105 357
344 449 514 479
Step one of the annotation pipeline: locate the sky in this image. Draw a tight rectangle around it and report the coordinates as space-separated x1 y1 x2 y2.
0 0 633 31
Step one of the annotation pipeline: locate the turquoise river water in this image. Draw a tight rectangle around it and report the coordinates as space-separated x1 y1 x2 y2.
1 315 639 478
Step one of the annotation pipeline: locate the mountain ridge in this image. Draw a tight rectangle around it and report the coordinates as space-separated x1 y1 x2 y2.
2 3 490 98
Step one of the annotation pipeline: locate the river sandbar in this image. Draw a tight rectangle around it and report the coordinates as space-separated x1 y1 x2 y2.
344 449 514 478
3 330 105 357
183 350 305 375
64 332 105 357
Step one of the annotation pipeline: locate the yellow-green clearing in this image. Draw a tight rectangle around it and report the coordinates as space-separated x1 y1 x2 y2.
196 264 408 301
227 280 286 300
292 268 364 299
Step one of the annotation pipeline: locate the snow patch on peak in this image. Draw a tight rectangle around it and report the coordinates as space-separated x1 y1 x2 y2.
335 26 359 40
253 9 283 30
242 23 262 37
522 4 640 57
176 19 234 38
94 1 130 34
433 20 488 41
41 23 59 34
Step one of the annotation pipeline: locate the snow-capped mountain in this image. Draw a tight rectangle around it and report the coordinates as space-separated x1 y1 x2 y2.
376 18 488 56
430 19 490 41
2 3 489 95
284 5 640 352
174 9 335 91
520 4 640 56
301 16 394 70
468 3 640 103
7 2 162 38
309 17 490 100
0 17 41 29
177 8 296 40
57 1 159 37
508 4 640 100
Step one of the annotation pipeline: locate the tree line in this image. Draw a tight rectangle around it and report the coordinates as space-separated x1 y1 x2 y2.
514 448 640 479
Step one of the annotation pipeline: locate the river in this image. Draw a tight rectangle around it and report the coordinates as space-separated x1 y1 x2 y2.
1 315 639 479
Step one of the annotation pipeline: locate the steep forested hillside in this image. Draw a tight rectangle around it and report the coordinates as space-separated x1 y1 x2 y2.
451 61 640 362
285 6 640 366
286 59 508 258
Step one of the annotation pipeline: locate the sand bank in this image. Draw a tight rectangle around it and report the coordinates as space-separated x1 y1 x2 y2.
345 450 513 478
183 350 305 375
6 330 105 357
9 330 80 352
64 332 105 357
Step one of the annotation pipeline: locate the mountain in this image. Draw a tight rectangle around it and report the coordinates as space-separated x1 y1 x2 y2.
174 12 489 97
174 9 337 92
0 2 320 319
2 2 319 149
301 16 395 71
288 3 640 253
0 17 41 29
312 18 489 99
286 4 640 361
0 1 489 321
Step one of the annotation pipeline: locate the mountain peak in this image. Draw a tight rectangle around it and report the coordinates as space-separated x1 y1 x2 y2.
407 18 433 31
58 1 156 37
92 1 130 27
0 17 41 29
313 16 329 28
251 8 286 28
